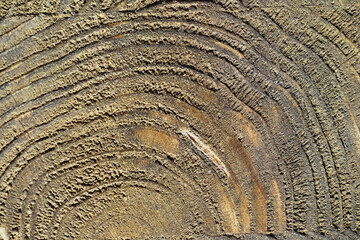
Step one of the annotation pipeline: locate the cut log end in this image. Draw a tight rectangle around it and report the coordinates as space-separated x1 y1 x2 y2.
0 0 359 239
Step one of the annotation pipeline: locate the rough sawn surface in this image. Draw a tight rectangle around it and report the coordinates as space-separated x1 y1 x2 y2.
0 0 360 239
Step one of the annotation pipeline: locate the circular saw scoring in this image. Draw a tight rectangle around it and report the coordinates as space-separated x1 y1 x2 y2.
0 0 359 239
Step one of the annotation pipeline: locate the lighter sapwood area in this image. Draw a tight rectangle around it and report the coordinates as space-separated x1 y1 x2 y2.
0 0 359 239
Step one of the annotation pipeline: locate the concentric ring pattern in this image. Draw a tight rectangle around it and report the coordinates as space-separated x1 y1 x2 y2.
0 0 359 239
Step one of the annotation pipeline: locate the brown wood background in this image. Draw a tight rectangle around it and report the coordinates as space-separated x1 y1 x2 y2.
0 0 359 239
